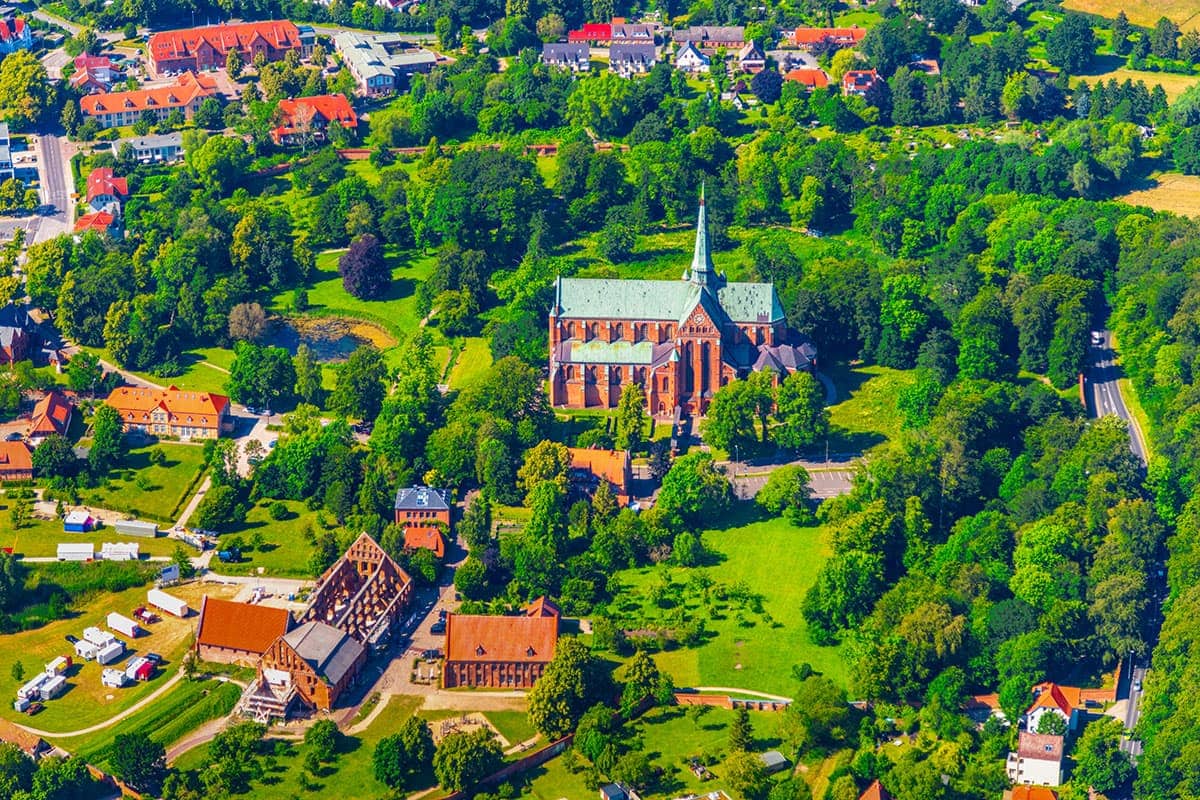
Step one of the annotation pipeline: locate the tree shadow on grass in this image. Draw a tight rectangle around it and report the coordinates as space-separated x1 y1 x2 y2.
822 425 886 454
1075 53 1127 78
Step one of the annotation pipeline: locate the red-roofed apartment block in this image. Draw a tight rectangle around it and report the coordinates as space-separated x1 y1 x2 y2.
80 72 217 129
784 68 830 90
568 22 612 44
792 26 865 51
271 94 358 145
149 20 304 74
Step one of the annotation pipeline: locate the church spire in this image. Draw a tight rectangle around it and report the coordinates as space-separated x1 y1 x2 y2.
688 183 715 286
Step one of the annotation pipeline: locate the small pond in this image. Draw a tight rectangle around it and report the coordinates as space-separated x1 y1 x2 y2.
265 317 393 362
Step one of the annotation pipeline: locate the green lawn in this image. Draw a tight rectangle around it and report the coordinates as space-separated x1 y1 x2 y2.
485 709 538 744
612 512 846 696
80 443 208 523
447 336 494 389
270 247 438 342
0 511 180 559
215 499 328 578
78 345 232 396
522 705 786 800
173 693 428 798
824 363 918 454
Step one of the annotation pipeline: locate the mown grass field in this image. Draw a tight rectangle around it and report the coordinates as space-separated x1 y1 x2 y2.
1063 0 1200 29
825 363 917 454
0 581 239 735
523 705 786 799
80 443 208 523
614 513 846 696
1120 172 1200 216
446 336 494 389
216 498 327 578
0 512 180 559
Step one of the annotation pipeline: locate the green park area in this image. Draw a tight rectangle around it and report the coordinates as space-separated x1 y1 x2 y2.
613 513 846 696
825 363 918 455
215 498 327 579
79 443 208 523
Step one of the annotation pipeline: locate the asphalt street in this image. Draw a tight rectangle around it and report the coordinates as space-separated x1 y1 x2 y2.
1085 330 1148 466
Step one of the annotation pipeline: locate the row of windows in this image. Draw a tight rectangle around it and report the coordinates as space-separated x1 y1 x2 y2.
562 321 775 346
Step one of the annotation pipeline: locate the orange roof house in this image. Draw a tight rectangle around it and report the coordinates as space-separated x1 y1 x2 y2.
784 68 830 89
0 440 32 481
28 390 72 443
443 613 559 689
525 596 561 618
73 211 117 236
793 26 866 50
80 72 216 129
195 596 293 666
568 446 632 504
859 780 892 800
842 68 879 96
0 718 49 759
403 526 445 559
105 385 232 439
271 94 359 145
85 167 128 204
149 20 303 73
1026 682 1082 732
1011 788 1058 800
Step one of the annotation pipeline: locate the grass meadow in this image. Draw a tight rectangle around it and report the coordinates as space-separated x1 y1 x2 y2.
1120 172 1200 216
79 443 208 523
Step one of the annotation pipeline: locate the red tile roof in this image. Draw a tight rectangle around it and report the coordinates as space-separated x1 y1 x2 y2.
568 22 611 41
1017 732 1064 762
0 440 32 473
0 717 46 757
0 18 26 44
525 596 561 618
1028 682 1080 718
149 20 302 62
74 54 112 70
568 447 631 498
85 167 129 204
842 68 878 92
106 385 229 430
445 613 558 665
1011 788 1058 800
29 391 72 437
404 526 445 558
272 94 358 140
793 26 865 46
196 596 292 655
783 68 830 88
74 211 115 233
80 72 216 117
859 780 891 800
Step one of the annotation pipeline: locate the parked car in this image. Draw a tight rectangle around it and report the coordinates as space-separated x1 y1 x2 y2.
430 620 446 635
24 702 44 715
145 653 163 664
65 634 79 644
5 432 22 441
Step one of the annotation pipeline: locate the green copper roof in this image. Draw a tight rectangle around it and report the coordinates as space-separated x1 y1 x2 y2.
555 278 784 324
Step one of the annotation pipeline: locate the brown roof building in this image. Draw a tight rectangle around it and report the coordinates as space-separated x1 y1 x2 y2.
256 621 366 714
0 440 32 481
149 20 304 73
0 717 49 759
195 596 293 666
28 390 72 444
858 780 891 800
106 385 232 439
443 605 559 689
80 72 217 130
568 447 632 504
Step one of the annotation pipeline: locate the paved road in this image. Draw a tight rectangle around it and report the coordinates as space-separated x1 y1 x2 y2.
1084 330 1148 466
32 9 81 35
40 47 70 80
34 133 72 243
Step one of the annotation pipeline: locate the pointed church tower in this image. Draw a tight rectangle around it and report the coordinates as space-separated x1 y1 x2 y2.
686 184 717 287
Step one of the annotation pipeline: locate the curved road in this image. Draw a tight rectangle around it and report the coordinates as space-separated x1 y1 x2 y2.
13 670 183 738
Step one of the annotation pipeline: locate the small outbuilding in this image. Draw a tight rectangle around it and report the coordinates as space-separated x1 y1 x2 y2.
38 675 66 700
101 668 129 688
63 511 95 532
100 541 140 561
107 612 142 638
96 641 125 665
760 750 790 775
599 784 627 800
114 519 158 538
83 626 115 647
74 640 98 660
44 656 71 676
147 588 189 618
56 543 93 561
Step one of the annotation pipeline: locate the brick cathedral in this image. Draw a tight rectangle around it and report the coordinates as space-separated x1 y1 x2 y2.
549 194 817 416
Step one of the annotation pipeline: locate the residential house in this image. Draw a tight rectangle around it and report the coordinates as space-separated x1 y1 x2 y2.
792 26 866 52
569 23 611 44
271 94 358 146
332 31 437 96
28 390 72 444
1010 787 1058 800
1025 683 1082 733
736 41 765 73
256 621 366 712
443 600 560 688
783 68 830 90
908 58 940 76
568 446 632 505
674 41 710 73
84 167 128 216
609 43 658 76
80 72 217 129
0 304 36 364
550 196 816 415
0 16 31 55
611 20 655 43
105 386 233 439
112 132 185 163
0 122 12 182
1006 732 1064 787
0 717 49 759
195 596 293 666
70 55 117 94
73 211 118 237
404 527 445 558
542 42 590 72
842 68 879 96
672 25 744 51
148 21 304 74
858 780 892 800
395 484 450 533
0 440 31 481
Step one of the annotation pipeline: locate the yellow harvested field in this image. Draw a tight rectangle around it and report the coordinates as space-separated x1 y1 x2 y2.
1120 173 1200 217
1064 0 1200 30
1073 69 1200 102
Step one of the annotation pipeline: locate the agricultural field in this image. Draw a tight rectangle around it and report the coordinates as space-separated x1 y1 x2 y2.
0 580 239 735
1120 172 1200 216
79 443 208 523
612 513 846 696
1063 0 1200 30
522 705 787 800
1073 67 1200 102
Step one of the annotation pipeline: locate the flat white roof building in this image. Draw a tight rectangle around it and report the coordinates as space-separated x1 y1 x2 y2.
332 31 436 96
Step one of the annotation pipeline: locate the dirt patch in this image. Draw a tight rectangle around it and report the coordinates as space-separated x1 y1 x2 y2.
265 317 397 362
429 713 509 747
